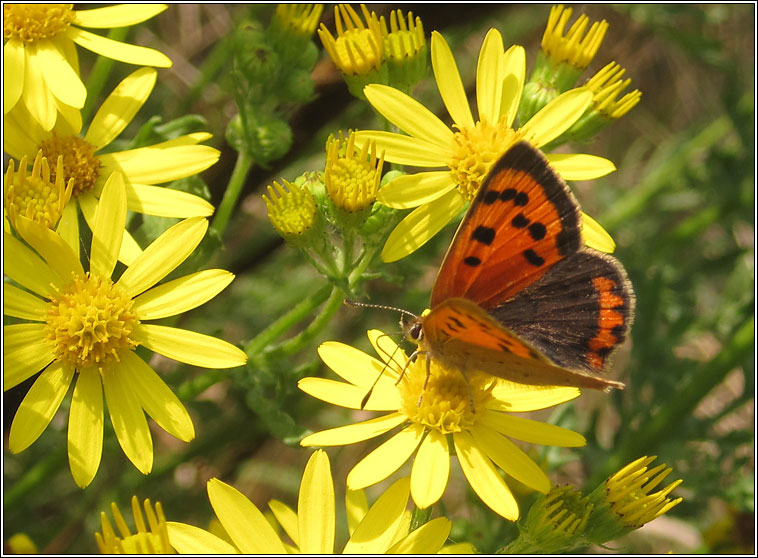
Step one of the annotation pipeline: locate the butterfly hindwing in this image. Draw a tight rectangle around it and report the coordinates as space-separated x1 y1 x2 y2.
491 250 635 373
431 141 581 309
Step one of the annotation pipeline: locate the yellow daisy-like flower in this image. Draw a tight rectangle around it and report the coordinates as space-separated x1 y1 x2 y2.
299 330 586 521
3 171 247 488
585 61 642 120
318 4 383 77
3 4 171 131
167 450 463 554
354 28 618 262
263 179 318 238
95 496 172 554
324 130 384 213
541 4 608 71
4 150 73 231
4 67 218 266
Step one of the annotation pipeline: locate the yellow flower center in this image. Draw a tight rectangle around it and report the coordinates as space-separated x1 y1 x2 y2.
95 497 172 554
319 5 383 76
3 4 74 43
449 117 521 202
398 357 494 434
45 273 139 371
263 179 317 236
4 151 73 230
541 5 608 70
381 9 425 61
39 133 100 197
325 132 383 213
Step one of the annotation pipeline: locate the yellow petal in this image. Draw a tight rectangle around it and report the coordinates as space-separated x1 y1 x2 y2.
68 367 104 488
297 377 400 411
476 28 505 124
300 413 406 447
346 423 424 490
66 27 172 67
100 144 220 185
367 329 408 373
582 212 616 253
57 202 81 261
410 429 449 508
521 88 592 147
4 231 62 296
317 340 396 387
546 152 616 180
387 517 452 554
3 102 40 159
472 422 550 493
132 269 234 320
377 171 457 209
103 360 153 475
3 283 47 321
4 39 25 112
117 217 207 298
364 84 453 150
120 350 194 442
479 411 586 447
126 182 214 217
8 361 74 453
36 40 85 108
343 477 410 554
3 323 54 390
166 522 240 554
13 215 83 279
431 31 474 130
90 171 127 279
353 130 447 167
85 68 156 149
454 431 519 520
268 500 299 547
440 542 477 554
23 42 57 131
345 489 369 537
117 227 144 266
489 381 580 412
500 45 526 127
298 450 335 554
381 190 465 262
73 4 167 27
132 323 247 368
207 478 287 553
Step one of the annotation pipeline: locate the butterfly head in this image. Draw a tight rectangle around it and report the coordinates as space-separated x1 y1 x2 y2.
401 308 431 346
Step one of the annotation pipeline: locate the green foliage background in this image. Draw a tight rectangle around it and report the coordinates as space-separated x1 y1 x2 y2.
3 4 754 554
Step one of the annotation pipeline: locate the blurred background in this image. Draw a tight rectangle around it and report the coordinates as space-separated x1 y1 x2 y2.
3 4 754 554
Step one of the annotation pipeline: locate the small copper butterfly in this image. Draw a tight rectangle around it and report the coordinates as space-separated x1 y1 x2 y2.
403 141 635 391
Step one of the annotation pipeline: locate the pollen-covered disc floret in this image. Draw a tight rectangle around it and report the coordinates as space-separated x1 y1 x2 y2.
4 151 73 230
398 357 494 434
95 496 172 554
3 3 74 42
40 133 100 197
45 273 139 371
318 4 384 76
263 179 317 237
325 131 384 213
450 118 521 202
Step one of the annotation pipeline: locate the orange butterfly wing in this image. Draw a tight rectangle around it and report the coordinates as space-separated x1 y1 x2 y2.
431 141 581 309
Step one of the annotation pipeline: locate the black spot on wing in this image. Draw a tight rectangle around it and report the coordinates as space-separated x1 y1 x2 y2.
523 249 545 267
512 214 529 228
464 256 482 267
528 222 546 240
471 225 495 246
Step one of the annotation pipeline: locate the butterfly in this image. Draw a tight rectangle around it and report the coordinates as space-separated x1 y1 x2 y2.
403 140 635 391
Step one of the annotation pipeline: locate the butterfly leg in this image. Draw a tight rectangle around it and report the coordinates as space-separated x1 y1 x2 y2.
459 369 476 414
361 342 406 409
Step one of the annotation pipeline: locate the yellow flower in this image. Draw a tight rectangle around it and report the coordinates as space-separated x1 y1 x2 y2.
324 130 383 213
4 67 218 266
166 450 459 554
3 4 171 131
354 28 617 262
3 171 247 488
263 179 318 237
541 4 608 71
4 150 73 231
318 4 383 77
585 62 642 120
299 330 586 521
95 496 172 554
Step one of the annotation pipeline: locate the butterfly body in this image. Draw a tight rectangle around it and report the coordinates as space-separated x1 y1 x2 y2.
405 141 634 391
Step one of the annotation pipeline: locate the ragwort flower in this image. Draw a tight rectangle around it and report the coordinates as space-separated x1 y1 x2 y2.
4 67 217 265
95 496 172 554
167 450 459 554
354 28 617 262
3 172 247 488
3 3 171 131
299 330 586 520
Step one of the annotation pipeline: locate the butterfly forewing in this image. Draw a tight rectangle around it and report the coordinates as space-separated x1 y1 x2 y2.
431 141 581 309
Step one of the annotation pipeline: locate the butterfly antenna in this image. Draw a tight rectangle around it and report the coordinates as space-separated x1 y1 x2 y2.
344 299 419 321
360 332 406 410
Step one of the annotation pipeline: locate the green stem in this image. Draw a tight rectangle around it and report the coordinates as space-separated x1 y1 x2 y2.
81 27 129 123
244 283 332 357
594 316 754 485
265 286 346 358
211 150 255 237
